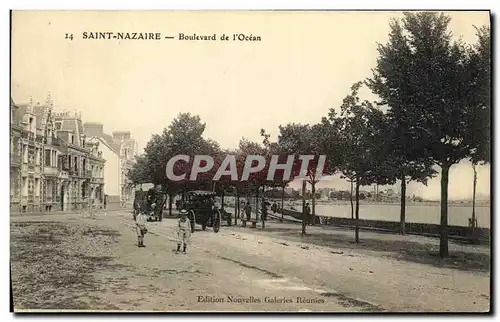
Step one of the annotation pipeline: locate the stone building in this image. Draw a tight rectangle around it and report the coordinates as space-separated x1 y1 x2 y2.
10 95 106 213
84 123 137 209
10 98 45 213
10 98 23 212
54 112 105 211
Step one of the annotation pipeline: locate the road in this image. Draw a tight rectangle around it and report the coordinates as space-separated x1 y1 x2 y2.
10 210 490 312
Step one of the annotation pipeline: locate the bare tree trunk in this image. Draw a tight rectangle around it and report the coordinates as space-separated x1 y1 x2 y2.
472 163 477 230
261 185 266 229
400 174 407 235
235 184 239 226
255 186 259 221
350 180 354 219
281 184 285 222
440 163 450 258
355 181 360 243
168 192 173 216
221 188 225 211
301 180 307 236
311 181 316 224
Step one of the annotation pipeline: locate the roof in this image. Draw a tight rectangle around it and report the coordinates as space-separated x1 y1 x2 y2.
101 133 121 154
14 104 28 124
32 104 48 129
90 136 120 155
187 190 216 197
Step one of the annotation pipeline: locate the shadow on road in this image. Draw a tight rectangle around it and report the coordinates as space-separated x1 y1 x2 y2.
257 224 490 273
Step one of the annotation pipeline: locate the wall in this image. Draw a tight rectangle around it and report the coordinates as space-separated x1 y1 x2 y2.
279 209 490 243
97 140 121 198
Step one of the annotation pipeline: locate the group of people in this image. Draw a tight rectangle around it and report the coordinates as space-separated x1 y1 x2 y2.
133 194 313 252
134 207 191 254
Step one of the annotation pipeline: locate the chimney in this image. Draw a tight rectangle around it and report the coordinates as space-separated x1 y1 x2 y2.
112 131 131 141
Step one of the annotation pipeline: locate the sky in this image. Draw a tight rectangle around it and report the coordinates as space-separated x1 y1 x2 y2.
10 11 491 200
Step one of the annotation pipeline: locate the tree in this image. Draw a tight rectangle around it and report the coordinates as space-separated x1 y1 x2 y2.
469 25 491 236
334 82 397 243
366 12 490 257
129 113 221 215
276 123 334 234
127 155 152 185
367 14 440 235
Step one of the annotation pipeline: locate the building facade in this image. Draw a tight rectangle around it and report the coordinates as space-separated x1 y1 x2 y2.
84 124 137 209
10 96 105 213
10 99 45 213
54 112 106 211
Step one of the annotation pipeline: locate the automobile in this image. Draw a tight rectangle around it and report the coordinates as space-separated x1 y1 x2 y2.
182 190 232 233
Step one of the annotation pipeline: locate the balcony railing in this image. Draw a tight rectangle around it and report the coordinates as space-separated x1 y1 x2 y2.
44 167 59 177
28 195 34 203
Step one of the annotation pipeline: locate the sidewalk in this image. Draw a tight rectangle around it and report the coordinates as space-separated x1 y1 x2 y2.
224 207 489 272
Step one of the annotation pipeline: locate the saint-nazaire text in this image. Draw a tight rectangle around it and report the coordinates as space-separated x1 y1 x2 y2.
82 32 163 40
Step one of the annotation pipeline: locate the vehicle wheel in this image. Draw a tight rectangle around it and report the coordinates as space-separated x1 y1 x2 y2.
213 210 221 233
227 216 232 226
159 211 163 222
189 210 196 233
202 224 207 231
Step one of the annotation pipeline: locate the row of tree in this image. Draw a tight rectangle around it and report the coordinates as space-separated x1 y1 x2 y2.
128 12 490 258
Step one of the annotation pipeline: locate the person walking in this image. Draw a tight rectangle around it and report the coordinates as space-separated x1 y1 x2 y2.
176 209 191 254
271 201 277 214
304 202 312 225
135 209 148 247
261 200 268 229
244 201 252 221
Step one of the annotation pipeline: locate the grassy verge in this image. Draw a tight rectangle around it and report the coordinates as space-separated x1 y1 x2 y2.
11 220 125 311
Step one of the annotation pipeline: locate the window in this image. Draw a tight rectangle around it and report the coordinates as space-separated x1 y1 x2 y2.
23 145 28 163
34 179 40 197
22 178 28 196
70 134 74 144
35 148 40 165
45 149 51 166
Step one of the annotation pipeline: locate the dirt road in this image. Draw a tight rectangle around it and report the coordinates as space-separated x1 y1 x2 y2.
10 211 490 312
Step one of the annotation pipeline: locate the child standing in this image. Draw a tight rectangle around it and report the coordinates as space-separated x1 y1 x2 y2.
135 210 148 247
176 209 191 254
